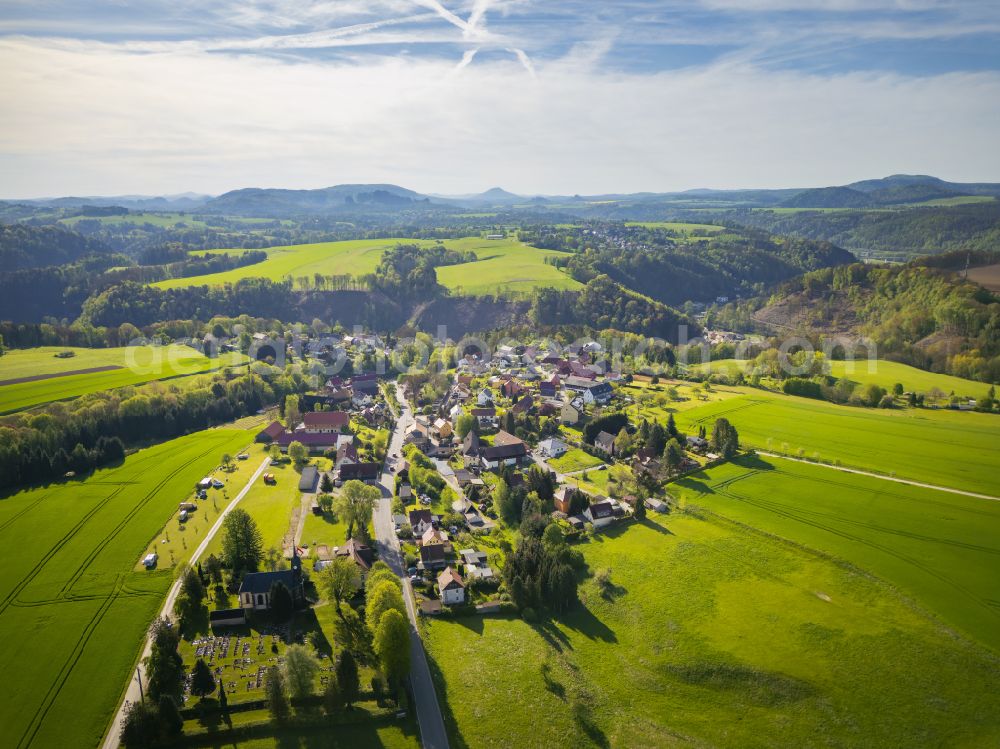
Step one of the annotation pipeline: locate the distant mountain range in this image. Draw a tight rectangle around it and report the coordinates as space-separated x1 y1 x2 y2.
5 175 999 216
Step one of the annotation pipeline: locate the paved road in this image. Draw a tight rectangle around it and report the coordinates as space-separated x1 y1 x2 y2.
756 451 1000 502
373 384 450 749
100 457 271 749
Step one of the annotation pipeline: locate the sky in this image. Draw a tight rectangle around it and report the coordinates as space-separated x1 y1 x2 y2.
1 0 999 198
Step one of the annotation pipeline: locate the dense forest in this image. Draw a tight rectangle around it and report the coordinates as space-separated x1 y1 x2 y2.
0 223 110 269
725 201 1000 259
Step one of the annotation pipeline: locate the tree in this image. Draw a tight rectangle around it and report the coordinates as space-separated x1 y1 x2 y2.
365 563 400 599
893 382 904 397
546 562 578 613
711 418 739 459
646 422 667 455
492 477 517 526
120 700 160 748
335 480 379 541
455 413 476 440
175 565 208 630
366 579 406 632
633 495 646 521
145 618 185 703
373 608 411 686
335 650 361 708
288 440 307 466
284 394 301 430
542 522 563 548
190 658 216 698
265 665 290 723
613 427 631 457
268 444 281 462
320 472 334 493
158 694 183 739
663 438 685 476
322 673 342 714
269 581 294 622
221 453 233 472
318 557 361 613
283 644 321 700
221 508 264 574
666 412 680 441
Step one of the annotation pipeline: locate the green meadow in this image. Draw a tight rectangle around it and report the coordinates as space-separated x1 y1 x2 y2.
624 221 725 233
0 427 253 749
0 346 247 413
696 358 992 400
547 448 604 474
672 390 1000 496
676 455 1000 651
153 236 580 296
424 512 1000 748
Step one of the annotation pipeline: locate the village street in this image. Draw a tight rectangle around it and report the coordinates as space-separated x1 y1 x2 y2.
372 383 450 749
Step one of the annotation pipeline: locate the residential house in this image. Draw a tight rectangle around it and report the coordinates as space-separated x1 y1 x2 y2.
511 395 534 415
350 373 380 393
554 487 574 514
686 435 709 451
421 527 450 547
500 378 524 399
481 441 528 470
560 402 581 425
334 538 375 574
409 509 433 536
538 438 568 458
462 431 482 458
562 375 598 392
336 462 380 485
645 498 669 513
437 567 466 605
335 441 358 469
594 430 616 456
276 431 339 454
583 382 614 406
584 500 615 528
477 388 494 406
420 542 447 571
540 374 560 398
459 548 488 567
471 406 497 428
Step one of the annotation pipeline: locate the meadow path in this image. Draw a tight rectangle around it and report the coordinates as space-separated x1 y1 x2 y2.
100 456 271 749
757 451 1000 502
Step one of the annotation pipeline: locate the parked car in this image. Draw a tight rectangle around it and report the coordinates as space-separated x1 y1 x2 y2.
196 490 207 500
211 478 224 488
237 453 249 460
407 566 418 576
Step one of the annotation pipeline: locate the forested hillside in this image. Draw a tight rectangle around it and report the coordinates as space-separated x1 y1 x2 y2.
712 256 1000 382
0 223 109 269
727 201 1000 259
523 223 853 306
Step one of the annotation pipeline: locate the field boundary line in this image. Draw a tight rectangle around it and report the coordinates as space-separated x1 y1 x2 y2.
756 451 1000 502
99 453 270 749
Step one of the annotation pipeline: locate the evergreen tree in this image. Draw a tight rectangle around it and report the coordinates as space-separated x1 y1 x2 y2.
145 618 185 703
335 650 361 708
190 658 216 698
265 665 290 723
221 508 264 574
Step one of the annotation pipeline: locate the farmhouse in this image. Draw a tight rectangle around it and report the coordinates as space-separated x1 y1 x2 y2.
276 431 339 453
302 411 350 433
238 553 305 611
471 407 497 428
438 567 466 605
257 421 286 443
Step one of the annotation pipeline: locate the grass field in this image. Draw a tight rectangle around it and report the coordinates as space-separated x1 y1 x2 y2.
153 236 580 296
671 390 1000 496
424 511 1000 748
0 346 247 413
547 448 604 474
675 454 1000 651
0 427 253 749
967 262 1000 292
200 458 304 561
624 221 725 233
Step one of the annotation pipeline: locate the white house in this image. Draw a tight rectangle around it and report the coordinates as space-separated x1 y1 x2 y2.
584 500 615 529
438 566 466 605
538 438 568 458
477 388 494 406
583 382 614 405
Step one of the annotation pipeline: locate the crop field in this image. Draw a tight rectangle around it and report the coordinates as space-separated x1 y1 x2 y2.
675 455 1000 651
0 427 253 749
61 212 210 229
153 236 580 296
671 390 1000 496
624 221 725 233
424 512 1000 748
0 346 247 413
967 262 1000 292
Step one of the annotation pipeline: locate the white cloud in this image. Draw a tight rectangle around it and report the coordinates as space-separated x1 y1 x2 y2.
0 36 998 197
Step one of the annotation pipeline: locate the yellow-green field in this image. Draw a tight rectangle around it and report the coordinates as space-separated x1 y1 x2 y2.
0 346 247 413
153 237 580 296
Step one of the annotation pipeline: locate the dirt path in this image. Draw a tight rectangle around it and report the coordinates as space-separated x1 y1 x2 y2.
0 364 123 386
756 451 1000 502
